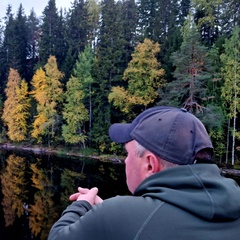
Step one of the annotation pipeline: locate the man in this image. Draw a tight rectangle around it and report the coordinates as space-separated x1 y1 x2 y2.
48 106 240 240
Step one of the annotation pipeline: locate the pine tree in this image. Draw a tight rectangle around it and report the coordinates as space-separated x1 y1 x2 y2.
109 38 165 117
159 14 212 112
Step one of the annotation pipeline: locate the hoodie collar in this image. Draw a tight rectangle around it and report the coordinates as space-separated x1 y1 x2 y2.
134 164 240 221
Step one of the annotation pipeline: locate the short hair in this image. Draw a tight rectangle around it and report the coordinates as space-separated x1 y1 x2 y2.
193 148 213 163
135 141 178 170
134 141 213 170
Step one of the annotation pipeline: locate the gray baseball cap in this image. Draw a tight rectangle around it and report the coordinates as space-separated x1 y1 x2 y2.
109 106 213 165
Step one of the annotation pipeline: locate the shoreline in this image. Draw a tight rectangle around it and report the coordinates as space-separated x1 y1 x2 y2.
0 143 124 163
1 143 240 176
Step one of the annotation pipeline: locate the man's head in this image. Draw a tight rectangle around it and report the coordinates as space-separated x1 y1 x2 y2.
109 106 213 164
109 106 214 193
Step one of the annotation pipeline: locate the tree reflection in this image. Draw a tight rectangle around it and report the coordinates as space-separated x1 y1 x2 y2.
0 154 28 226
60 168 86 208
29 160 58 240
0 152 128 239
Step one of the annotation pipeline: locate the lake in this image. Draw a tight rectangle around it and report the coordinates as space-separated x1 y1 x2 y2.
1 149 240 240
0 149 129 240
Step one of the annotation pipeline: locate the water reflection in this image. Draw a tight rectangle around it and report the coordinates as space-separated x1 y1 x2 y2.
0 150 128 240
1 154 28 227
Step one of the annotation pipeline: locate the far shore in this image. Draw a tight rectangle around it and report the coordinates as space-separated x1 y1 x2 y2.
1 143 240 178
0 142 124 163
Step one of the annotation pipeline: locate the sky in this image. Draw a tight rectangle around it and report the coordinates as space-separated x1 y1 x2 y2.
0 0 73 19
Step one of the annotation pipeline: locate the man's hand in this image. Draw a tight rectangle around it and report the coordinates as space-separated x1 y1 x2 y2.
69 187 103 205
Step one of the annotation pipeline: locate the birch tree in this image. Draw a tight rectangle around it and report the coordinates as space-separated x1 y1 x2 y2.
221 26 240 165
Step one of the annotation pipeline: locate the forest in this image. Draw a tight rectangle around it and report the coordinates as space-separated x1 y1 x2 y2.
0 0 240 165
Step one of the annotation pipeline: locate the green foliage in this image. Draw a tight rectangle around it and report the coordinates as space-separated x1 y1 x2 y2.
0 0 240 163
39 0 67 68
192 0 223 45
62 45 93 145
0 5 29 86
196 105 226 159
159 14 213 112
62 0 92 82
137 0 189 78
62 76 88 144
74 45 94 106
91 0 136 147
221 26 240 117
220 26 240 164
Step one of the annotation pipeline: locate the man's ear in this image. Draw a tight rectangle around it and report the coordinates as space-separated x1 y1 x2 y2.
144 152 161 176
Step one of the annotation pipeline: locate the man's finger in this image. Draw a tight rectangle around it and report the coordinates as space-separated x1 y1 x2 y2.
69 192 80 201
95 195 103 204
78 187 90 194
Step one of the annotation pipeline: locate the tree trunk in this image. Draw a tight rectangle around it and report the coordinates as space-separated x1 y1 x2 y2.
225 118 230 164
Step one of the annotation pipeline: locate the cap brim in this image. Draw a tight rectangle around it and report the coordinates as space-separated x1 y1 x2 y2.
109 123 133 143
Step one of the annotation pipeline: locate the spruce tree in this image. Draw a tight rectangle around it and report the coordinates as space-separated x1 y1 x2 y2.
92 0 132 150
62 0 90 82
137 0 190 78
219 0 240 35
87 0 101 51
39 0 67 69
192 0 222 46
26 9 40 81
0 5 28 84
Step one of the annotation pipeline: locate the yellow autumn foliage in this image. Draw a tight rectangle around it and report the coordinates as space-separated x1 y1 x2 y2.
109 38 165 115
2 69 30 141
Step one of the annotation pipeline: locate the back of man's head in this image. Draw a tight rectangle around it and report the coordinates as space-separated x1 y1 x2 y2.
109 106 214 165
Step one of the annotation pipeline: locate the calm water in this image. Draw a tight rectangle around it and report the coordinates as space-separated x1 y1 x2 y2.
0 149 129 240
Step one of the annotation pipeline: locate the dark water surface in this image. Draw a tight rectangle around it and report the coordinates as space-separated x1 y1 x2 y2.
0 149 129 240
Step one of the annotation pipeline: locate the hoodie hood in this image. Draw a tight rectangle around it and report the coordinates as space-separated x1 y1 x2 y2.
134 164 240 221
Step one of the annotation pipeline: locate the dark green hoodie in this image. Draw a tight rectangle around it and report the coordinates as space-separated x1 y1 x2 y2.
48 164 240 240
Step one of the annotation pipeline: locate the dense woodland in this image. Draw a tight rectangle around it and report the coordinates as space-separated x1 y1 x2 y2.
0 0 240 164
